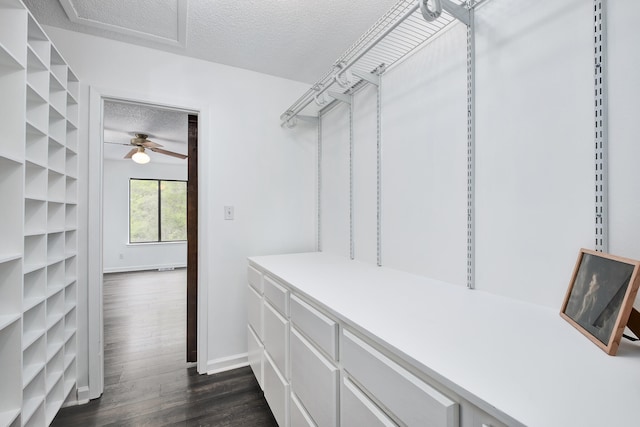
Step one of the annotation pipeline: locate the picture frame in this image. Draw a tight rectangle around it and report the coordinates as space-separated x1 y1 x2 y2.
560 248 640 355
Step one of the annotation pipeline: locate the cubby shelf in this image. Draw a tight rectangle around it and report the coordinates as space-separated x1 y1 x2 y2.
1 4 80 424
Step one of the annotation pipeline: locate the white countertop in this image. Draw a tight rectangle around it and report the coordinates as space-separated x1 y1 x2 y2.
248 252 640 427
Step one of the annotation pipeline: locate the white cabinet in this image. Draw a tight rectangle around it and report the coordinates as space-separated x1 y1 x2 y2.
247 285 263 341
290 294 337 360
290 327 338 427
263 301 289 379
248 325 264 390
264 275 289 316
341 329 459 427
340 377 396 427
264 352 289 427
0 5 79 426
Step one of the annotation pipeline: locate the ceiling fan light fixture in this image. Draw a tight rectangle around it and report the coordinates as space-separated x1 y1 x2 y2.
132 147 150 164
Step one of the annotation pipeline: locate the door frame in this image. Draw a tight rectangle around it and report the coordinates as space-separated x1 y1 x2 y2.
87 86 210 399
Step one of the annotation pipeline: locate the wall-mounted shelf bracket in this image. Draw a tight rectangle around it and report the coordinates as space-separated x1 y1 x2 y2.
352 70 380 86
328 91 352 105
441 0 471 25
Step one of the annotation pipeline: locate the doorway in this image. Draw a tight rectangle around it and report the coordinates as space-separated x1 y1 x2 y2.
87 88 209 399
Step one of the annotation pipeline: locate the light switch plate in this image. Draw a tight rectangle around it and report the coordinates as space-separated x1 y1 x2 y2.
224 206 234 220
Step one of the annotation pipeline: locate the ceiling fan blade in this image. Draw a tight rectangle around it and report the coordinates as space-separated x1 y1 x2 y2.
124 148 138 159
141 140 163 148
105 141 133 146
149 147 188 159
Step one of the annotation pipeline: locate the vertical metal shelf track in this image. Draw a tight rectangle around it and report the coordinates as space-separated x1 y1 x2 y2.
594 0 608 252
466 4 475 288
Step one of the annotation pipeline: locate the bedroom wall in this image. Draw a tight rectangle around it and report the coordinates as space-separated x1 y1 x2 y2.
102 159 187 273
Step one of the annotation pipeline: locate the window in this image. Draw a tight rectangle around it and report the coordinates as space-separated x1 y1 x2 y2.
129 179 187 243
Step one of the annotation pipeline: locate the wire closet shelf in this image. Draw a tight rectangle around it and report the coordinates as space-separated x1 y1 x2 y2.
280 0 474 127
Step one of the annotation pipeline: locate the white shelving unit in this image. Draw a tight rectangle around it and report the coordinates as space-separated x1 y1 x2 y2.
0 2 79 425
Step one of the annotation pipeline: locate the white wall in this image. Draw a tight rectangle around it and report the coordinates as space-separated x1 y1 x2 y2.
319 0 640 310
102 160 187 273
45 27 317 391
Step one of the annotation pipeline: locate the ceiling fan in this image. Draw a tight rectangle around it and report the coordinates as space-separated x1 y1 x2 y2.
105 133 188 164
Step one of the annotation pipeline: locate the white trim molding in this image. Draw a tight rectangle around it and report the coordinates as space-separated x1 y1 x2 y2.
207 353 250 375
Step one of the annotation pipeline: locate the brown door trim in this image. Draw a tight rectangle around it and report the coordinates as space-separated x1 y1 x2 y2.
186 114 198 362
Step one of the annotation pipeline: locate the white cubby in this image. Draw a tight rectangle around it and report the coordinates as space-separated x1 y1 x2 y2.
23 334 46 388
23 267 46 312
64 307 75 342
63 356 76 402
65 148 77 178
25 161 47 201
25 198 46 236
46 290 64 329
46 318 64 361
45 346 63 393
66 94 78 128
65 230 76 257
49 47 66 90
47 138 65 174
0 158 22 259
47 202 65 233
0 61 25 162
45 375 63 426
49 72 66 117
47 170 65 203
26 47 47 101
46 261 64 296
65 121 77 153
66 176 77 204
64 281 76 312
22 301 45 351
0 322 21 427
21 370 45 426
25 122 47 167
47 232 64 264
26 85 47 135
0 259 21 329
27 14 49 66
65 257 76 286
65 204 77 230
0 2 26 67
24 234 46 273
66 70 78 101
48 106 65 146
24 402 45 427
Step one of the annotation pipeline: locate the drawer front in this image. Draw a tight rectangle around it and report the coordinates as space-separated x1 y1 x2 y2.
264 352 289 427
290 392 317 427
341 377 397 427
248 325 264 390
263 300 289 378
290 294 338 360
248 265 263 293
342 329 459 427
461 403 508 427
264 275 289 316
290 327 338 427
247 285 263 340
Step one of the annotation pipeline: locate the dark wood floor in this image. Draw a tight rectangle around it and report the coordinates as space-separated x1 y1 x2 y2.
52 269 277 427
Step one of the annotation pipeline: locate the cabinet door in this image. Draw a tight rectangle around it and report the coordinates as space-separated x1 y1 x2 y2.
263 300 289 379
290 327 338 427
290 392 316 427
264 352 289 427
248 265 263 293
247 325 263 390
264 275 289 316
342 329 459 427
341 376 397 427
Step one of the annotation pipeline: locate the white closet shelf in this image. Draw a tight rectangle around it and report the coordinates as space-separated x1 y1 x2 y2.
0 42 24 69
0 408 20 427
280 0 478 126
0 313 20 331
22 363 45 389
0 252 22 264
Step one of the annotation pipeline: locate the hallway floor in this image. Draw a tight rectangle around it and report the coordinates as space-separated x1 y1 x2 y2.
52 269 277 426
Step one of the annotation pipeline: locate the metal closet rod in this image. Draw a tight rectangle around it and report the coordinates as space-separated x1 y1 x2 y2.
280 0 471 126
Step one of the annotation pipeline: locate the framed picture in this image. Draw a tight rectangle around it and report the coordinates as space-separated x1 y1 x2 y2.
560 249 640 355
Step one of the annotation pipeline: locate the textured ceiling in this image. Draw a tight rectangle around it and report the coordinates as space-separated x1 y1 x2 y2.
24 0 400 84
103 101 189 165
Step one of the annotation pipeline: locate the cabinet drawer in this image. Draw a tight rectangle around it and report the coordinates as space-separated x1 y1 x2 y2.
462 403 508 427
290 294 337 360
290 327 338 427
248 325 264 390
290 392 316 427
248 265 263 293
247 285 263 340
341 377 397 427
342 329 459 427
264 352 289 427
264 300 289 379
264 275 289 316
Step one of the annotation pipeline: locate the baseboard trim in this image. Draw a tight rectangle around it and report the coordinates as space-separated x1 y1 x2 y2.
207 353 249 375
76 386 90 405
103 264 187 274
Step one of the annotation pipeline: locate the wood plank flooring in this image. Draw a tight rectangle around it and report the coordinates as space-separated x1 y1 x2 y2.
52 269 277 427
